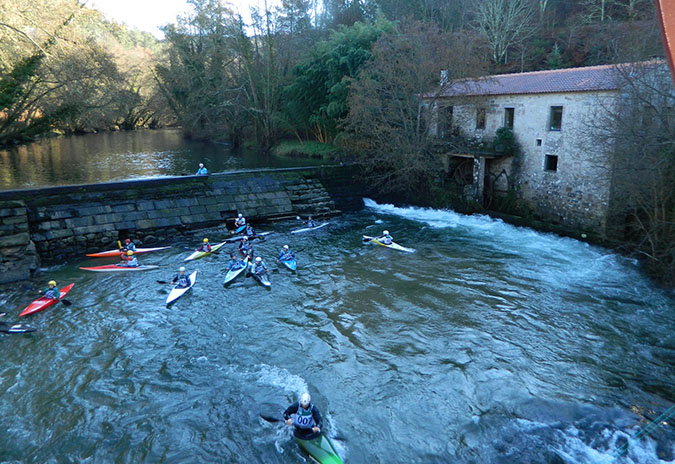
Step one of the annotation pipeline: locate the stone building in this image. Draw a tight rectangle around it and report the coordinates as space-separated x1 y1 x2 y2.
427 62 669 238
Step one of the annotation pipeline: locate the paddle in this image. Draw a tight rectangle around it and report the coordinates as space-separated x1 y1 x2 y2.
60 299 72 306
260 413 283 423
362 236 373 242
157 280 169 284
0 312 6 318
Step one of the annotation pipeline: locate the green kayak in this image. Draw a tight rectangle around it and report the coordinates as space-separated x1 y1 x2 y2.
295 433 343 464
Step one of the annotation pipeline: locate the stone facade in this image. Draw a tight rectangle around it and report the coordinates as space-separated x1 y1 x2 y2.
0 165 364 283
434 91 617 233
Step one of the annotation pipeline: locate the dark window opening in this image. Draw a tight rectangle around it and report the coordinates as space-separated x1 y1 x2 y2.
438 106 453 138
544 155 558 172
536 139 542 146
476 108 486 129
504 108 514 129
550 106 563 131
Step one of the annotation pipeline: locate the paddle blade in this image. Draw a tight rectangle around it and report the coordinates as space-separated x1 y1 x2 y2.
60 299 72 306
156 280 169 284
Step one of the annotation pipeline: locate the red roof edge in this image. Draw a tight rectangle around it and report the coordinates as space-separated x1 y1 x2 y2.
656 0 675 85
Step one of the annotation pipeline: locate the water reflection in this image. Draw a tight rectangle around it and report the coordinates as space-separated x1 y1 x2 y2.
0 129 324 190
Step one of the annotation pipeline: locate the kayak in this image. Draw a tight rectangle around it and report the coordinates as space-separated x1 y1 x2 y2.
20 283 75 317
363 235 416 253
166 270 198 305
296 434 343 464
86 246 171 258
0 322 37 334
253 272 271 288
223 258 249 285
234 225 246 234
225 232 272 243
184 241 227 261
280 257 297 271
291 222 329 234
79 265 160 272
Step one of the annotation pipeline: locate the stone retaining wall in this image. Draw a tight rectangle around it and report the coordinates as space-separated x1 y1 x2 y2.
0 165 363 283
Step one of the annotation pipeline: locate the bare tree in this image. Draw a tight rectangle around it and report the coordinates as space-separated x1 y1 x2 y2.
584 62 675 285
473 0 538 64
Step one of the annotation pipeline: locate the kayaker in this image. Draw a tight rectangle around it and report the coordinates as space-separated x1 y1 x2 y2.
277 245 295 262
284 392 322 440
227 253 245 271
235 213 246 228
251 256 268 277
245 224 255 237
378 230 393 245
197 238 212 253
121 238 136 253
196 163 208 175
306 215 316 228
39 280 60 300
170 266 191 288
119 250 139 267
239 236 253 257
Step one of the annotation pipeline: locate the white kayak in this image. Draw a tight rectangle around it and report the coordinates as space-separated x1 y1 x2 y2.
253 271 271 288
184 241 227 261
224 232 272 243
363 235 416 253
291 222 329 234
166 270 198 305
223 258 249 285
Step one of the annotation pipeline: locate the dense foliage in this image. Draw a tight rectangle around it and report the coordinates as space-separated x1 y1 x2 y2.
0 0 172 146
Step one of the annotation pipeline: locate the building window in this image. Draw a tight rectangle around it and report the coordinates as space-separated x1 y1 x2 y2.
536 139 542 146
504 107 514 128
438 105 453 137
544 155 558 172
550 106 563 131
476 108 486 129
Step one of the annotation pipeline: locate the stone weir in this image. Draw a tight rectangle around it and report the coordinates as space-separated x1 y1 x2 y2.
0 165 365 284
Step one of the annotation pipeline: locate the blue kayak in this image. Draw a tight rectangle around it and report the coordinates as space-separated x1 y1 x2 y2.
280 257 297 271
235 225 246 234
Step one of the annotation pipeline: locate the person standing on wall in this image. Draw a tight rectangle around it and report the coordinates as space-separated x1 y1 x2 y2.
196 163 208 175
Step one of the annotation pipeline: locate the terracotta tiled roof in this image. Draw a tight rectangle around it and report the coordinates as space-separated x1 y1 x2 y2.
435 63 662 97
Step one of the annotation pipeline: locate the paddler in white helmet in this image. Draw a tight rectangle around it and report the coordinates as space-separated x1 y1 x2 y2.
251 256 268 277
277 244 295 262
235 213 246 228
284 392 323 440
39 280 60 300
170 266 191 288
378 230 393 245
239 235 253 257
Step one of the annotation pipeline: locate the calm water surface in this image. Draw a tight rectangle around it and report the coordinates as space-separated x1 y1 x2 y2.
0 199 673 463
0 129 324 190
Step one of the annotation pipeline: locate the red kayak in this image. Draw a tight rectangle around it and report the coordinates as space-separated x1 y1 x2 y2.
86 246 171 258
20 283 75 317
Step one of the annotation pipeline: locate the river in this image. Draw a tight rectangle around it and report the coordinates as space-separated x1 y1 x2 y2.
0 199 672 463
0 129 324 190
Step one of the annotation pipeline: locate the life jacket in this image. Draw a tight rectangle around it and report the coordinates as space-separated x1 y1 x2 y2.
292 404 316 429
174 273 190 287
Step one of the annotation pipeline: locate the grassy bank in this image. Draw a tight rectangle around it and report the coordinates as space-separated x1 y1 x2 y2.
272 140 341 160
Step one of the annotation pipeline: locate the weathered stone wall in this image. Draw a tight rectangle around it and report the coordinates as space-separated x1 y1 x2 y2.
0 165 361 282
435 91 619 236
0 201 39 282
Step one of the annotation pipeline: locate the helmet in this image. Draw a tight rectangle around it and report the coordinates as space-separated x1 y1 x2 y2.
125 238 131 243
48 280 56 286
179 266 185 272
238 213 242 218
300 392 311 407
283 245 289 250
242 236 248 241
203 238 208 243
127 250 134 256
383 230 389 235
255 257 262 262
